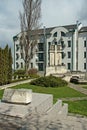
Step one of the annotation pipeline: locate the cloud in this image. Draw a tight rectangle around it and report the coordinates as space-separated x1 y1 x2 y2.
0 0 22 49
77 0 87 24
0 0 87 52
41 0 86 27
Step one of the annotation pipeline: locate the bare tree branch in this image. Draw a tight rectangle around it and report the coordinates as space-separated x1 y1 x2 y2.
19 0 41 71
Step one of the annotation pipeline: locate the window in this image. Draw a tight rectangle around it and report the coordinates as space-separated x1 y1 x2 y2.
61 41 65 48
38 53 44 61
20 44 23 50
68 52 71 58
67 63 71 70
84 52 86 58
31 63 33 68
62 52 65 59
16 62 19 69
21 62 23 68
16 53 19 60
40 36 44 42
48 42 51 50
61 31 66 37
16 44 19 51
38 63 44 71
53 32 57 37
55 42 57 45
21 53 23 59
38 43 44 51
84 40 86 47
84 63 86 69
13 36 18 41
68 40 71 47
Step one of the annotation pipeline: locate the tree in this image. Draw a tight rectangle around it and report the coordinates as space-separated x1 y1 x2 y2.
4 45 9 84
19 0 41 72
0 45 12 85
8 48 12 83
0 48 2 85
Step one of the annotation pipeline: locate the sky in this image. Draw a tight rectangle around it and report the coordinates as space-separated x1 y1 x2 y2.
0 0 87 52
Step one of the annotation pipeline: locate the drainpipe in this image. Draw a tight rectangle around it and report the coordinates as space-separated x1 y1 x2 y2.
44 26 46 76
71 30 74 71
73 28 77 71
76 21 78 71
76 21 82 72
85 38 87 79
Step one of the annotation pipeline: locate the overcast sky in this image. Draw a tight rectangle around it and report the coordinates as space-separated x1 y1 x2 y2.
0 0 87 51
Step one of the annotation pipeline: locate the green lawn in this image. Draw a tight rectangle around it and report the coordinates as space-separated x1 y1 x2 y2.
12 83 86 103
0 90 4 99
64 100 87 116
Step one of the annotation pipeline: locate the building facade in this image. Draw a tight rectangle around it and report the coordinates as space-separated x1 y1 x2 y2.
13 22 87 75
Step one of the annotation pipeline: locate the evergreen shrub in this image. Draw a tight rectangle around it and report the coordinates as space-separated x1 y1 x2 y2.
13 69 26 79
30 75 68 87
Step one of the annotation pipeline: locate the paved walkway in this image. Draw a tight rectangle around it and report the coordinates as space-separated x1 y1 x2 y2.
0 79 33 90
60 96 87 101
69 83 87 95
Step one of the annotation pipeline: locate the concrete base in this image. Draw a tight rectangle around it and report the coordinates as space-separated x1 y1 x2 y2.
46 66 67 76
0 93 53 119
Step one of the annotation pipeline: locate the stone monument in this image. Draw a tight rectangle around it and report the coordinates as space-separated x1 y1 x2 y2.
2 88 32 104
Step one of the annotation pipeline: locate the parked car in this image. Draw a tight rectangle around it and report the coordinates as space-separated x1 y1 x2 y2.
70 76 79 84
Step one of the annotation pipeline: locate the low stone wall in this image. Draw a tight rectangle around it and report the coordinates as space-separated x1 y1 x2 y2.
46 100 68 120
46 66 67 76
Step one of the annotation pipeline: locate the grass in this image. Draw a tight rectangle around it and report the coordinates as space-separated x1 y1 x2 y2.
64 100 87 116
12 83 86 103
0 90 4 99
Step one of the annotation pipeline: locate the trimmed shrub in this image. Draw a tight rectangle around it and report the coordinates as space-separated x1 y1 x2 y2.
14 69 26 75
30 75 68 87
13 69 26 79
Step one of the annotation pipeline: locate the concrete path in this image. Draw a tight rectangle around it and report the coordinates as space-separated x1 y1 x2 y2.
69 83 87 95
0 79 33 90
60 96 87 101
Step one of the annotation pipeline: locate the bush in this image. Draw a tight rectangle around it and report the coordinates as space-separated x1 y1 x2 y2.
30 75 68 87
28 68 37 75
13 69 26 79
14 69 26 75
28 68 39 78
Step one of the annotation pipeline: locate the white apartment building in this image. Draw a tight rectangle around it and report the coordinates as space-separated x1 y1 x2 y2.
13 22 87 75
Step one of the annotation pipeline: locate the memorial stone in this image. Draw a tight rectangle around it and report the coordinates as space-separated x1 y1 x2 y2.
2 89 32 104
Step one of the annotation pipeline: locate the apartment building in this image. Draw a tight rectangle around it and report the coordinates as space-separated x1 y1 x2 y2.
13 22 87 75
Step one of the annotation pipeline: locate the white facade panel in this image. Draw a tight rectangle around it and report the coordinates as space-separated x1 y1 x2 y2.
13 24 87 74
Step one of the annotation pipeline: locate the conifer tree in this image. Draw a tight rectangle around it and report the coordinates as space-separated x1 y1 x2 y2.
8 48 12 83
4 45 9 84
0 48 2 85
0 45 12 85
